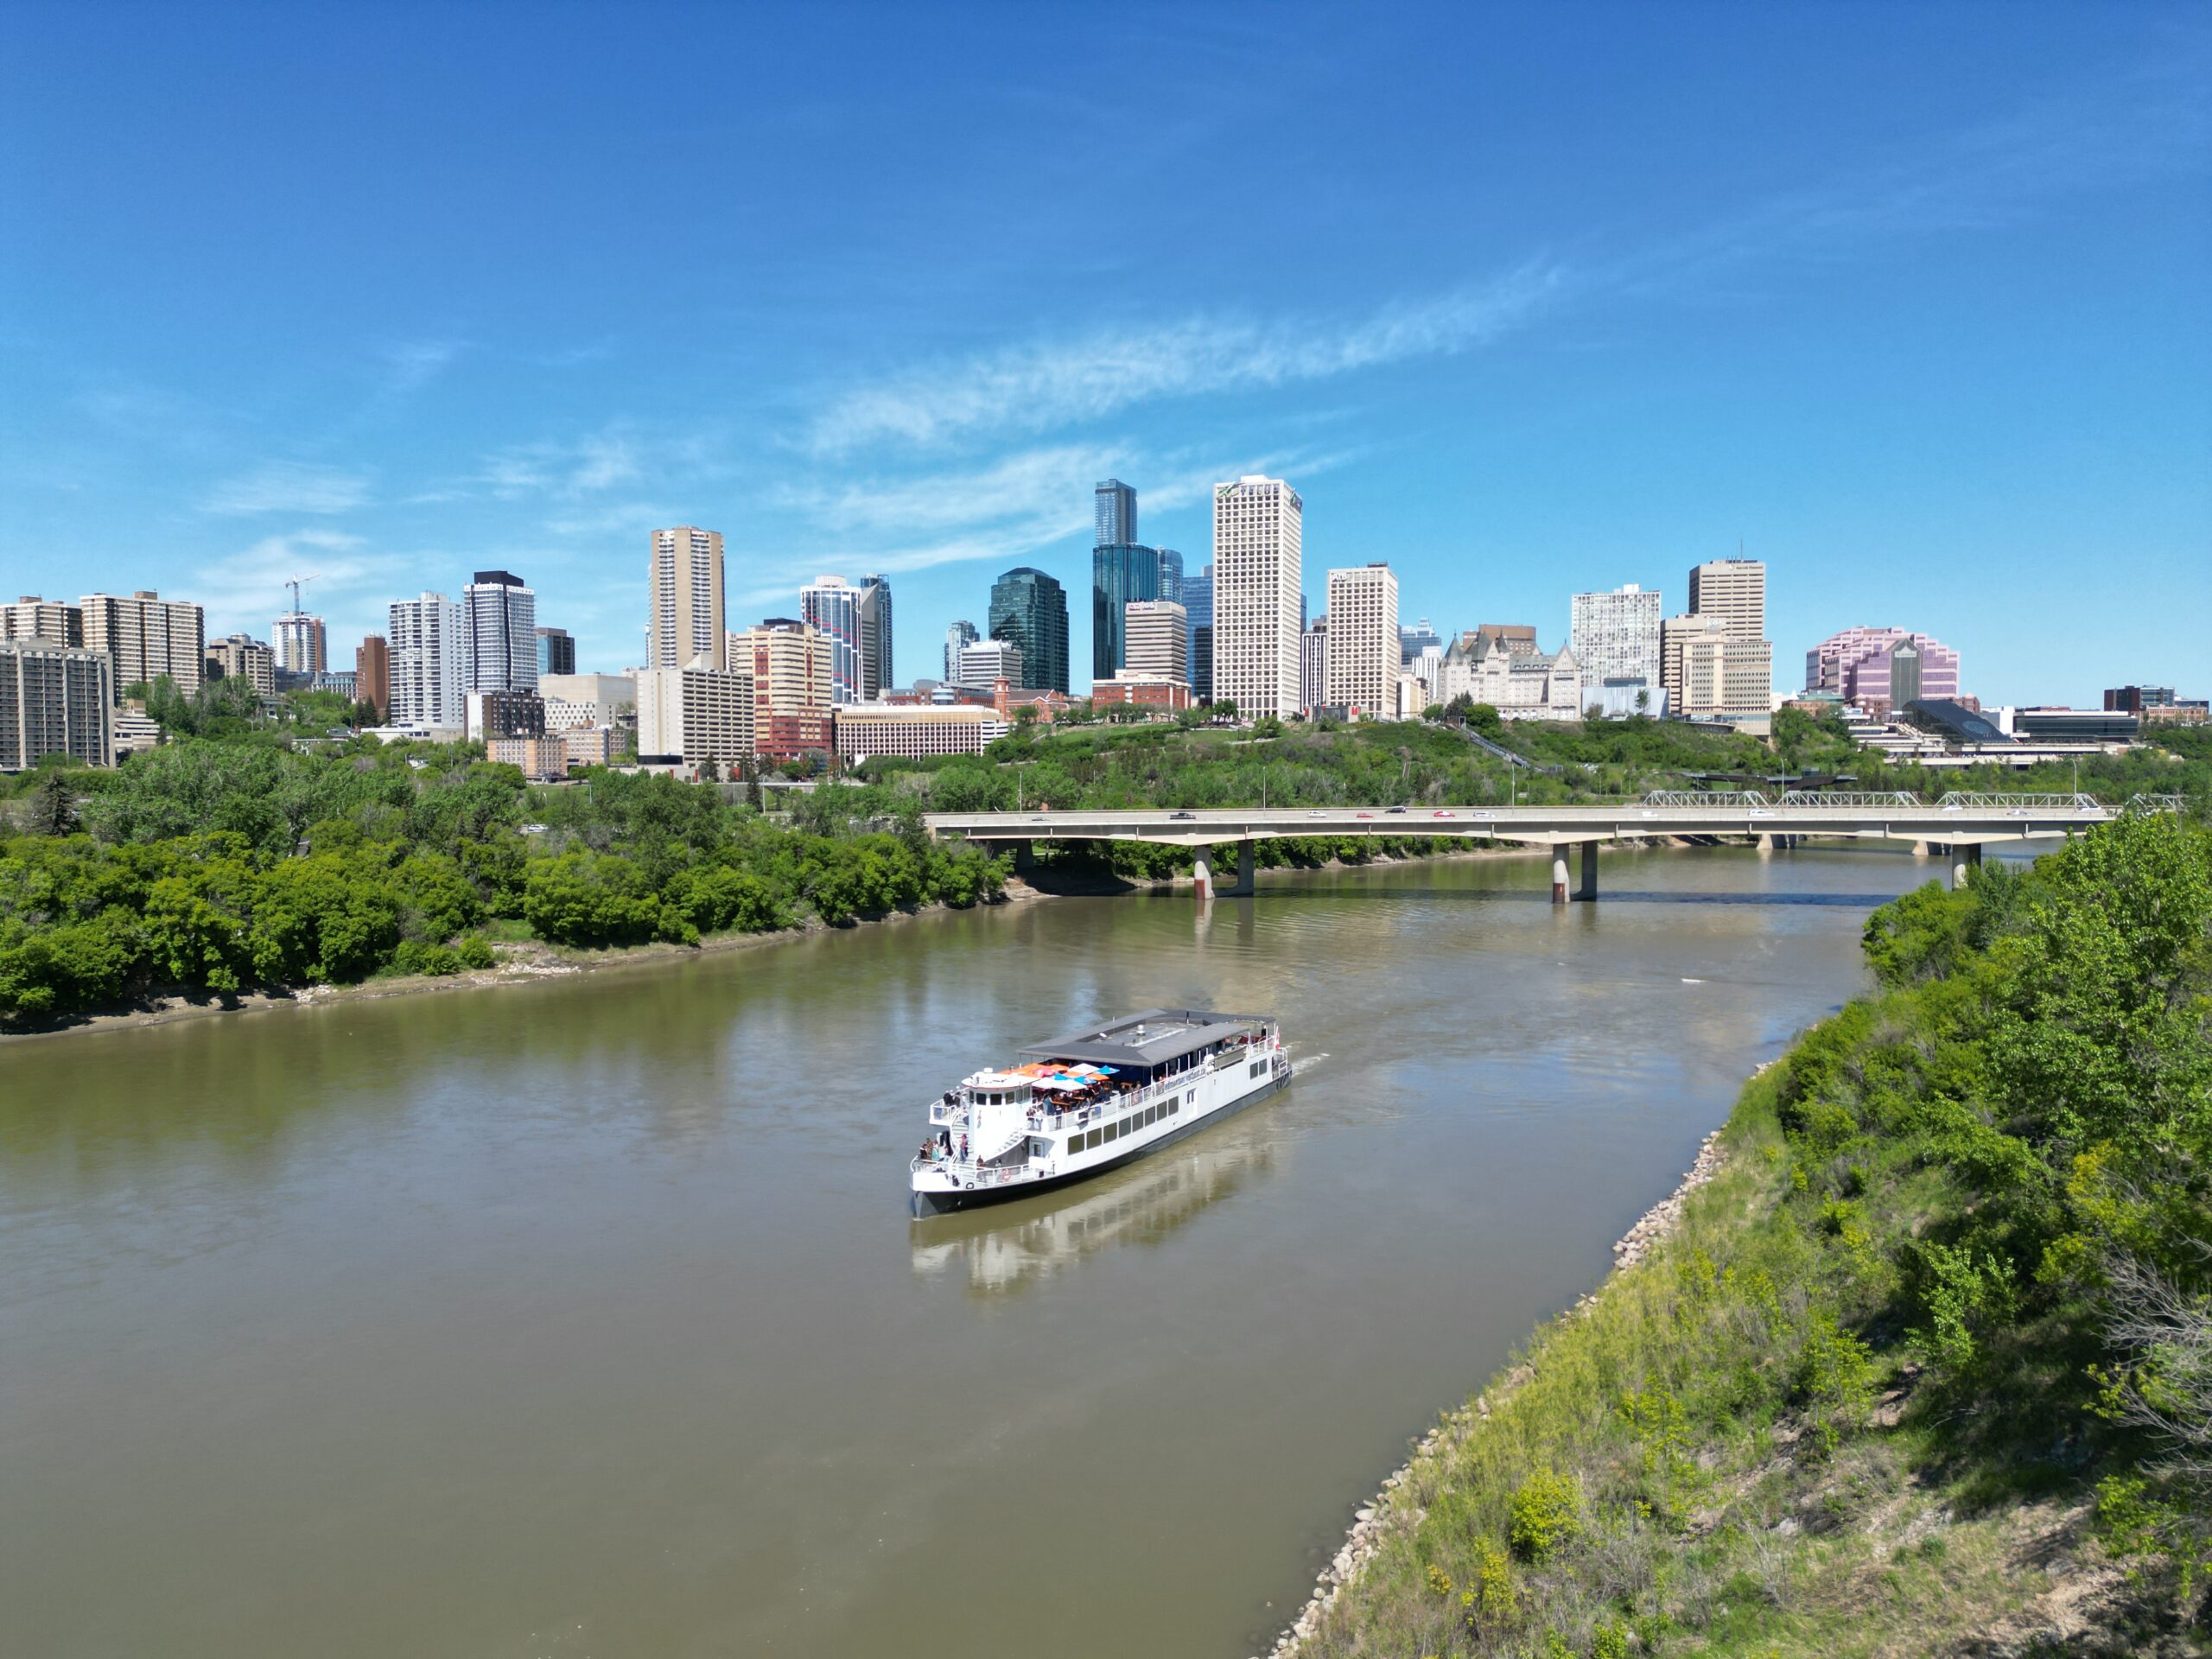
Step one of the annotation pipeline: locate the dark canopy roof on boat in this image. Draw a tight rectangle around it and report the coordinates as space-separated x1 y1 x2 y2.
1018 1008 1268 1069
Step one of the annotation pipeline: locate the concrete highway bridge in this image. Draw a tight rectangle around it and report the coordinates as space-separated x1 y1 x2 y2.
927 791 2178 902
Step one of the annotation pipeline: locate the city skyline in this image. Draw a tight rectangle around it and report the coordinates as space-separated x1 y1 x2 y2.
3 7 2207 702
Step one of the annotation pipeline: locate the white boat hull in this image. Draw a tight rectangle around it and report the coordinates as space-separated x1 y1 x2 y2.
911 1065 1290 1217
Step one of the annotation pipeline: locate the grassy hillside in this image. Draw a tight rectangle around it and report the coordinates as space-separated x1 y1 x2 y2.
1291 810 2212 1657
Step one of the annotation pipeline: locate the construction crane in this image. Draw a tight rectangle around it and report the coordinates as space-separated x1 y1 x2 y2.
284 575 318 617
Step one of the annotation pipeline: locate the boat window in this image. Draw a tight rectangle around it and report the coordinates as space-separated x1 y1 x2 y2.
1104 1122 1119 1143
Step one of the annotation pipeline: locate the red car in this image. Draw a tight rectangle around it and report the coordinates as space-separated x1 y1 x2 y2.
1356 811 1374 819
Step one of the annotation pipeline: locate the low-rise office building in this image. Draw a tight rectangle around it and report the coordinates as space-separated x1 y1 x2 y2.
465 689 547 740
486 734 572 780
538 672 637 731
832 702 1007 761
1091 675 1192 713
563 725 625 769
636 658 756 770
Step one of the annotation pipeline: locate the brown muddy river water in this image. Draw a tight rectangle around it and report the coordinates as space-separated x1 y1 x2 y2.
2 845 1940 1656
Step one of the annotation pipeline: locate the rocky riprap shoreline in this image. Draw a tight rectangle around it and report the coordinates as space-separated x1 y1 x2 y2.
1255 1121 1735 1657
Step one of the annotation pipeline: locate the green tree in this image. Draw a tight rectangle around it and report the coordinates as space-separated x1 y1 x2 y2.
29 767 78 836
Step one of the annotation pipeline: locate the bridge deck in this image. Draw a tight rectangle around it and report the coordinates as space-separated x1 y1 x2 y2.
926 802 2113 848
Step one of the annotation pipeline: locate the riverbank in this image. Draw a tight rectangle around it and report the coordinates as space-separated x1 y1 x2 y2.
1 837 1553 1045
1260 815 2211 1657
0 892 1027 1044
1264 1066 2158 1658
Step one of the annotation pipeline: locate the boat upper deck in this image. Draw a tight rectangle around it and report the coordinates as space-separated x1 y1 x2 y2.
1014 1008 1269 1070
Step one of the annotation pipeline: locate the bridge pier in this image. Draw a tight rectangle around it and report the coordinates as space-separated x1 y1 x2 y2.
1577 840 1598 901
1551 849 1570 904
1011 839 1035 874
1911 840 1929 859
1756 833 1776 853
1192 843 1255 902
1947 842 1982 890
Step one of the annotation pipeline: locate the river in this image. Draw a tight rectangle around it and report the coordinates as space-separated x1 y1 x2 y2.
1 844 1936 1657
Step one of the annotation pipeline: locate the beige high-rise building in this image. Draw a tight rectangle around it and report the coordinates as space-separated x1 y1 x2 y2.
0 639 113 768
1324 563 1399 718
635 659 754 772
1211 475 1302 718
206 633 276 696
1672 556 1773 716
80 590 206 700
1663 612 1772 719
734 620 836 760
1122 599 1188 683
3 596 84 647
650 526 726 671
1688 558 1766 642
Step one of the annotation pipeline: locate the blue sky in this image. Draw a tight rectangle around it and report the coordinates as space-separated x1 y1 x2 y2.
3 2 2207 703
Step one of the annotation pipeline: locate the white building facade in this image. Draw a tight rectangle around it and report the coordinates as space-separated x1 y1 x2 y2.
1437 631 1582 719
1210 475 1302 718
634 662 755 771
1122 598 1189 683
956 639 1023 690
272 612 327 675
1569 584 1661 687
463 570 538 692
538 673 636 732
1323 563 1399 718
388 593 467 729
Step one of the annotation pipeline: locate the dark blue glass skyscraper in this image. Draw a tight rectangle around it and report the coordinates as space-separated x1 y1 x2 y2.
988 567 1069 694
1094 480 1136 550
1091 543 1162 682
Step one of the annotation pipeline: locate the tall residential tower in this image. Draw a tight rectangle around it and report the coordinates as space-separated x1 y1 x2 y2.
463 569 537 691
1210 476 1302 718
1324 563 1399 717
649 526 726 671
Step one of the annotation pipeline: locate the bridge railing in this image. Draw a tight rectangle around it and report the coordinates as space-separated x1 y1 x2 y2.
2124 793 2187 815
1932 791 2101 810
1776 791 1923 808
1641 789 1769 807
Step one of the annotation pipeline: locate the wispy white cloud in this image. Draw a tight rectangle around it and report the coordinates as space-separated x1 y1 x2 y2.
470 423 715 506
804 262 1567 455
384 339 466 395
191 528 386 638
201 462 373 516
735 442 1357 611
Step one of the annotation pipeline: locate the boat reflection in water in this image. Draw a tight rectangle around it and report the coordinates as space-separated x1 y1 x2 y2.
909 1125 1282 1299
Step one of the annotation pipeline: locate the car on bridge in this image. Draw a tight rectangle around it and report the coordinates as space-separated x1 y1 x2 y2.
1169 810 1197 821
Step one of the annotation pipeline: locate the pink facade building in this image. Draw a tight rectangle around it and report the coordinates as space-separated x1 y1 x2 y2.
1805 628 1960 717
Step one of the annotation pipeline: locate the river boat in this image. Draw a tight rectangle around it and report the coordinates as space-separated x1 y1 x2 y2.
909 1008 1292 1216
